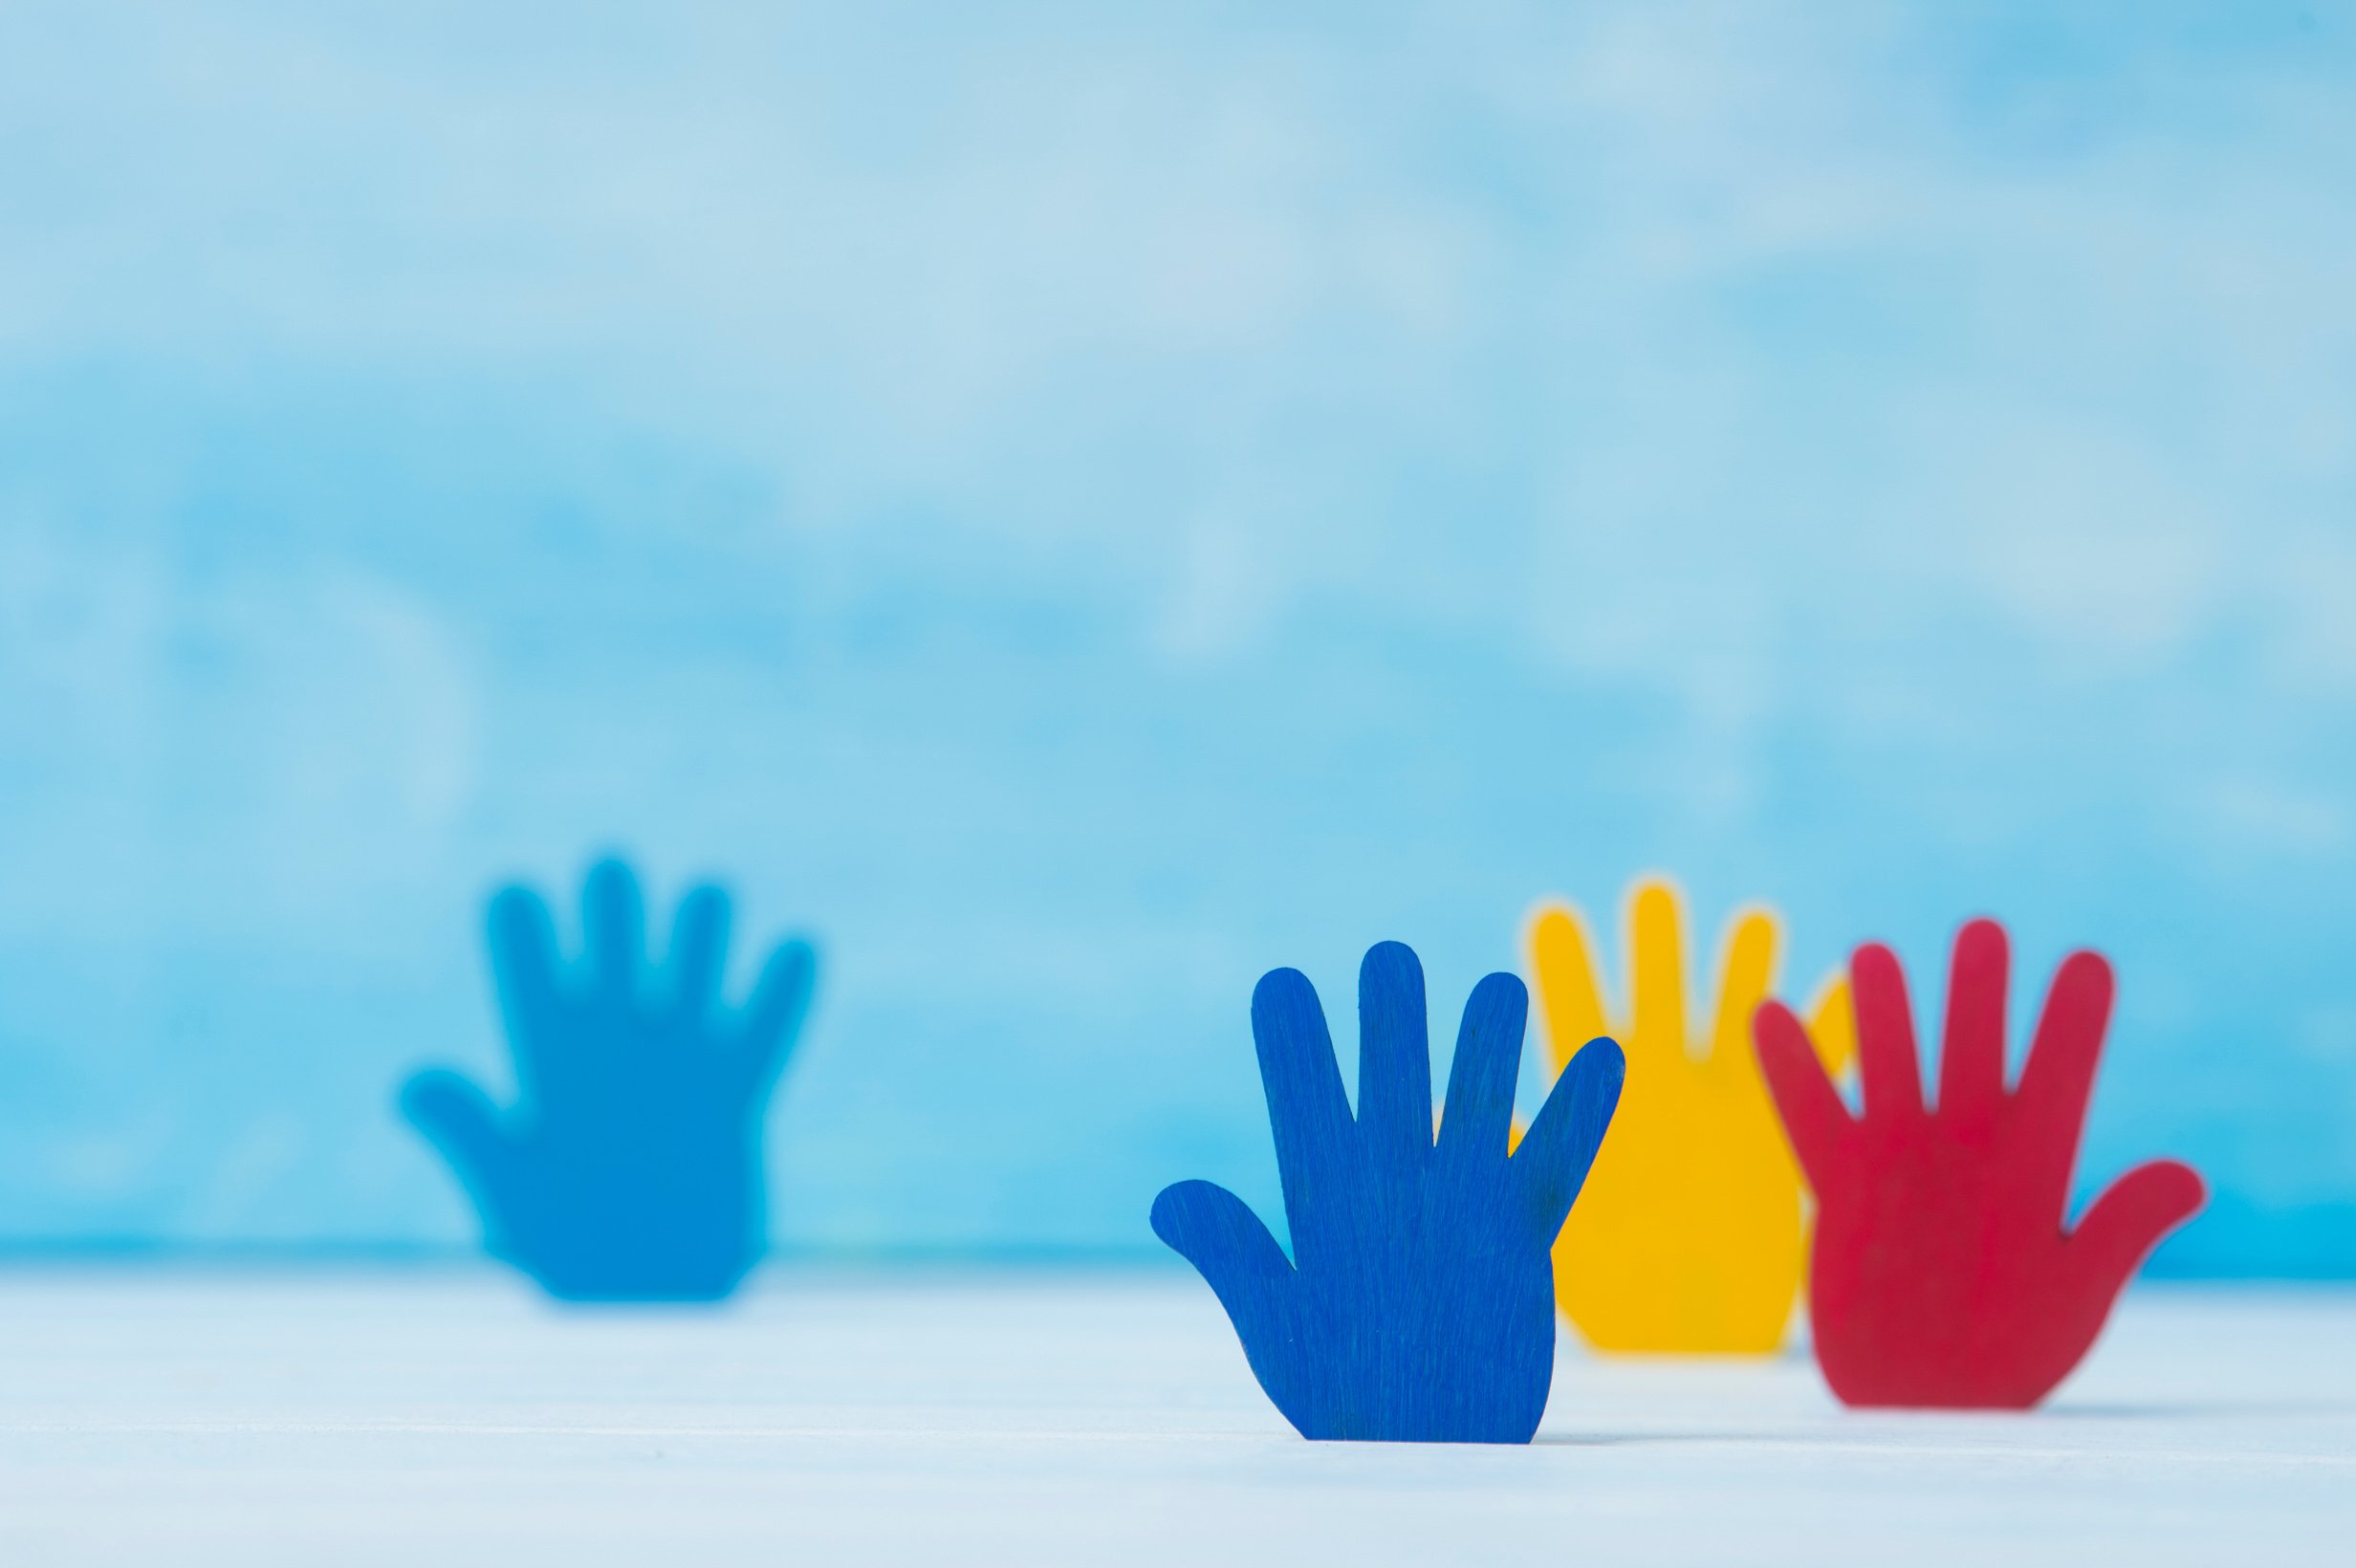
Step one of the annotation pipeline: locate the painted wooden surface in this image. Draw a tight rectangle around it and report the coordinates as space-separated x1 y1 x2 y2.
401 858 817 1300
1530 879 1855 1354
1152 941 1624 1441
0 1271 2348 1566
1755 917 2205 1407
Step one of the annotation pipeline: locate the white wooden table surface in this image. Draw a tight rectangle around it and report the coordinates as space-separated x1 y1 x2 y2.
0 1269 2348 1565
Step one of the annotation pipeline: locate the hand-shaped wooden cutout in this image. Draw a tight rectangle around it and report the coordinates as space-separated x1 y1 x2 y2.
402 858 816 1301
1753 918 2205 1408
1153 942 1625 1443
1530 879 1854 1354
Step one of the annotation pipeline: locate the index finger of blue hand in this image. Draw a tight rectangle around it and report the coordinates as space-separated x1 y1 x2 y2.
1437 971 1528 1161
488 885 563 1021
1249 967 1354 1262
1251 969 1344 1124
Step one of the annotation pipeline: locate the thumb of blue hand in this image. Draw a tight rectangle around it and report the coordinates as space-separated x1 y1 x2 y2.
400 1070 520 1213
1151 1180 1293 1319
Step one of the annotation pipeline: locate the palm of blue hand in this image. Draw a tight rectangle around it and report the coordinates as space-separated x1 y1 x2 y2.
403 859 815 1301
1154 942 1625 1443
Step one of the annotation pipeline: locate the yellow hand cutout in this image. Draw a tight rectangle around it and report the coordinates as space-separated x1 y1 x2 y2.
1529 877 1854 1355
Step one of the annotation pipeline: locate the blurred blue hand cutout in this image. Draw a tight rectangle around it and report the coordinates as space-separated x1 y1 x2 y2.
402 858 816 1301
1153 942 1625 1443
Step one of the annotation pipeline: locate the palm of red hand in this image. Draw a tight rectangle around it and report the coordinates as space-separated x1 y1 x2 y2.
1755 919 2205 1409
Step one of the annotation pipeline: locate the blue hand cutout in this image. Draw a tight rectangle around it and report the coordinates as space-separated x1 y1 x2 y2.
1153 941 1624 1443
401 858 816 1301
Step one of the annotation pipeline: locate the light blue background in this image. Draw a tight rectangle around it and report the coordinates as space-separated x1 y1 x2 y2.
2 2 2352 1272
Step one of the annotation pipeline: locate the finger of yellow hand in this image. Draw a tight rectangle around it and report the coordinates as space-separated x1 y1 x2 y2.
1527 902 1611 1077
1706 905 1779 1075
1627 877 1690 1063
1805 973 1858 1080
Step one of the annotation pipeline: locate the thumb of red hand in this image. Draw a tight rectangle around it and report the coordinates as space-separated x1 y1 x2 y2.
2065 1159 2206 1307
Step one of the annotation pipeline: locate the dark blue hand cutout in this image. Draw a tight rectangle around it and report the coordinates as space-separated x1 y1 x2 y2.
1153 941 1624 1443
401 858 816 1301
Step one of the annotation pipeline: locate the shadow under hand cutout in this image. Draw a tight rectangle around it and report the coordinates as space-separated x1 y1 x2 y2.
1753 918 2204 1409
1153 941 1625 1443
402 857 817 1302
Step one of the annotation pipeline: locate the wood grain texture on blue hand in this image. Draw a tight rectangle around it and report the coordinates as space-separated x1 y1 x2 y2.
1153 941 1625 1443
400 857 816 1302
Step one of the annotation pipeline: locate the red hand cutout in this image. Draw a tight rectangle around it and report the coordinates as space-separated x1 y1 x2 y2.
1752 918 2205 1409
